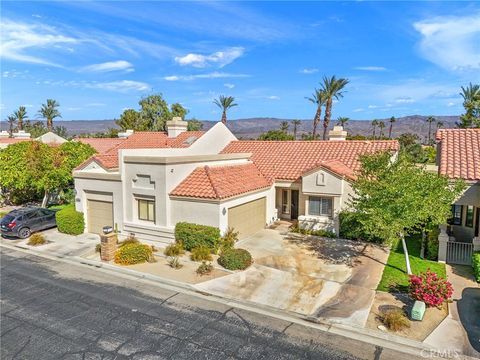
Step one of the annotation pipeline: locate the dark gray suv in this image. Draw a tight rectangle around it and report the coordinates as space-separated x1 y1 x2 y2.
0 207 58 239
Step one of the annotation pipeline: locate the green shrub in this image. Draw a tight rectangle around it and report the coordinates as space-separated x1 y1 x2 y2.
114 242 155 265
473 252 480 282
27 233 46 246
168 256 183 269
119 235 139 247
425 227 440 261
290 224 336 238
196 261 213 275
338 211 382 243
175 222 221 251
95 243 101 253
164 242 185 257
56 204 84 235
380 309 410 331
191 246 213 262
218 248 252 270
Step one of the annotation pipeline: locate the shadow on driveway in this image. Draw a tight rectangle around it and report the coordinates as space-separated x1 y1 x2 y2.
457 287 480 352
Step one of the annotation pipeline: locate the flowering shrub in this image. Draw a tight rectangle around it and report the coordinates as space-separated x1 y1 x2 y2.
409 270 453 308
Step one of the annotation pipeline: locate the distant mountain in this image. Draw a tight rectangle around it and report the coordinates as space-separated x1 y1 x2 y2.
0 115 460 140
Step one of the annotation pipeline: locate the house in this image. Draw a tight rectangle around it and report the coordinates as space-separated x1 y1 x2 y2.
76 137 126 153
436 128 480 242
73 119 399 243
0 131 67 149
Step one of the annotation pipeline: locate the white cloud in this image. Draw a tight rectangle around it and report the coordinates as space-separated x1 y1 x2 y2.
224 83 235 89
354 66 387 71
88 80 149 92
81 60 134 73
86 102 106 107
447 101 456 107
395 96 415 104
0 19 78 66
413 13 480 70
266 95 279 100
174 47 244 68
300 68 318 74
163 72 250 81
67 107 81 111
353 108 364 112
368 105 379 109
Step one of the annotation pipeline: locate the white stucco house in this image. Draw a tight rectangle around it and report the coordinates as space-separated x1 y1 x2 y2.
73 119 399 244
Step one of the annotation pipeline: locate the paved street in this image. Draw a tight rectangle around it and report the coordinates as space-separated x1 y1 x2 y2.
1 248 420 360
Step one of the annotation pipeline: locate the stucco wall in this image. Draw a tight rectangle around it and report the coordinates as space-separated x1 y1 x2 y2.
302 169 344 195
171 199 220 228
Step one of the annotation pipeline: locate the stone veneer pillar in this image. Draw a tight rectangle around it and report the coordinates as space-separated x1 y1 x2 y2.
100 233 118 261
437 224 449 263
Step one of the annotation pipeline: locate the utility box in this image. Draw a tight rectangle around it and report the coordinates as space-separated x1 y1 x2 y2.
411 300 426 321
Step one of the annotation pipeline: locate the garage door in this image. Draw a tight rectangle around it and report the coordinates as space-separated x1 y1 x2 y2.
87 199 113 234
228 197 266 238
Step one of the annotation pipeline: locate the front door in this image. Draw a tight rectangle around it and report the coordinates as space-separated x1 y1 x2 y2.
291 190 299 220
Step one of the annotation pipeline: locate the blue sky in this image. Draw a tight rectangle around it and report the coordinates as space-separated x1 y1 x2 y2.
1 1 480 122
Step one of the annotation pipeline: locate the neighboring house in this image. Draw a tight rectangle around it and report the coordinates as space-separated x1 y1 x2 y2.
76 137 126 153
0 131 67 149
436 128 480 242
73 119 399 243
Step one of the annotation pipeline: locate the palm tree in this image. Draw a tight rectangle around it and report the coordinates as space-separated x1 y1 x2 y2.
13 106 28 130
320 75 349 140
436 120 444 129
388 116 396 139
371 119 379 140
458 83 480 128
306 88 327 139
38 99 61 131
213 95 237 124
7 115 16 137
378 120 386 139
291 119 301 140
280 121 289 133
425 116 436 145
336 117 349 127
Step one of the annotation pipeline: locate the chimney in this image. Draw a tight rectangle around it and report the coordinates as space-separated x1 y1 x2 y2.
166 116 188 137
328 126 347 141
12 130 31 139
118 129 134 138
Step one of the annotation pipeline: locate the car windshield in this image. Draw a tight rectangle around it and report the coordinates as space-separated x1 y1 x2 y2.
1 215 15 223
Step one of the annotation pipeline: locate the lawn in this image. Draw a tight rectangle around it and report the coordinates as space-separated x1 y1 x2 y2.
0 211 7 219
47 204 71 210
377 233 446 293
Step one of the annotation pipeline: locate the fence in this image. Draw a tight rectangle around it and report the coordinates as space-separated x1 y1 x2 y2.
446 241 474 265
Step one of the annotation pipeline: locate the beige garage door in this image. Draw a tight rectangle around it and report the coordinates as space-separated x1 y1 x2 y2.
228 197 266 238
87 199 113 234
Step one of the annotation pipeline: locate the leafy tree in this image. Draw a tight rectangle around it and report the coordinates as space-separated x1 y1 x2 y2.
306 88 326 139
320 75 349 140
213 95 237 124
258 130 294 141
38 99 61 131
388 116 396 139
336 117 349 127
350 152 464 274
425 116 436 145
291 119 301 140
138 94 171 131
54 126 68 139
187 119 203 131
436 121 444 129
280 121 289 133
23 120 48 138
13 106 28 130
7 115 16 136
457 83 480 128
398 133 419 147
115 109 141 131
171 103 189 120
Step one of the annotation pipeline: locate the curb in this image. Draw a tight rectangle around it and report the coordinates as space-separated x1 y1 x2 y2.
1 242 476 360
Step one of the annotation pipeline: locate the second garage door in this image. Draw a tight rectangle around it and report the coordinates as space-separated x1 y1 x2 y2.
87 199 113 234
228 197 266 238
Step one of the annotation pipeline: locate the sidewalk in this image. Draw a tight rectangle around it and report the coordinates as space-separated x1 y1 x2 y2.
424 264 480 358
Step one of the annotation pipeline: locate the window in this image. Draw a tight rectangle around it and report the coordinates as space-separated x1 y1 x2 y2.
450 205 463 225
465 206 474 227
308 196 333 217
282 190 289 214
138 199 155 222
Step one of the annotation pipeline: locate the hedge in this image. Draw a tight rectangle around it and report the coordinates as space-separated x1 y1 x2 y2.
56 204 85 235
473 252 480 283
114 243 154 265
338 211 383 243
218 248 252 270
174 222 221 251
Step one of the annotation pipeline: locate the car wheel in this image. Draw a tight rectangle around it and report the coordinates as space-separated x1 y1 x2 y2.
18 228 31 239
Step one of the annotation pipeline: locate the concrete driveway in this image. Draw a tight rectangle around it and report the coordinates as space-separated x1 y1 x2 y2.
195 223 389 327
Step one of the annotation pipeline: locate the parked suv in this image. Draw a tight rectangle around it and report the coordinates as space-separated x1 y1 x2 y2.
0 207 58 239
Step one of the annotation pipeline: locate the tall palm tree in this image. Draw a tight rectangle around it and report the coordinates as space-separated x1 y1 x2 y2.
436 120 444 129
13 106 28 130
7 115 16 136
213 95 237 124
38 99 61 131
378 120 386 138
388 116 396 139
371 119 379 140
458 83 480 128
320 75 349 140
306 88 327 139
336 117 349 127
280 121 289 133
425 116 436 145
291 119 301 140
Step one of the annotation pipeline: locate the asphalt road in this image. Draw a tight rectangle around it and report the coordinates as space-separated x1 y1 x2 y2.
0 248 420 360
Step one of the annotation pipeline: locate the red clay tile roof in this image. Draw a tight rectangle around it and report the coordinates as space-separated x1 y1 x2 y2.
166 131 205 148
77 138 125 154
170 163 272 200
436 129 480 181
221 140 399 181
305 159 358 181
0 138 31 145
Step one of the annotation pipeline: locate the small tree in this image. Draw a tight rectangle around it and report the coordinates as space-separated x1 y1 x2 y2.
280 121 289 133
350 152 464 274
187 119 203 131
258 130 294 141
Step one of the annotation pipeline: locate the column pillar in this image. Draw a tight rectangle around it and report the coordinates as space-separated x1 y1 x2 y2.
100 233 118 261
438 224 449 263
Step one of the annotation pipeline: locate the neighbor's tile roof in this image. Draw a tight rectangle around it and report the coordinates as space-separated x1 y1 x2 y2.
310 159 358 181
436 129 480 181
170 163 272 200
221 140 399 181
77 138 125 153
0 138 30 145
